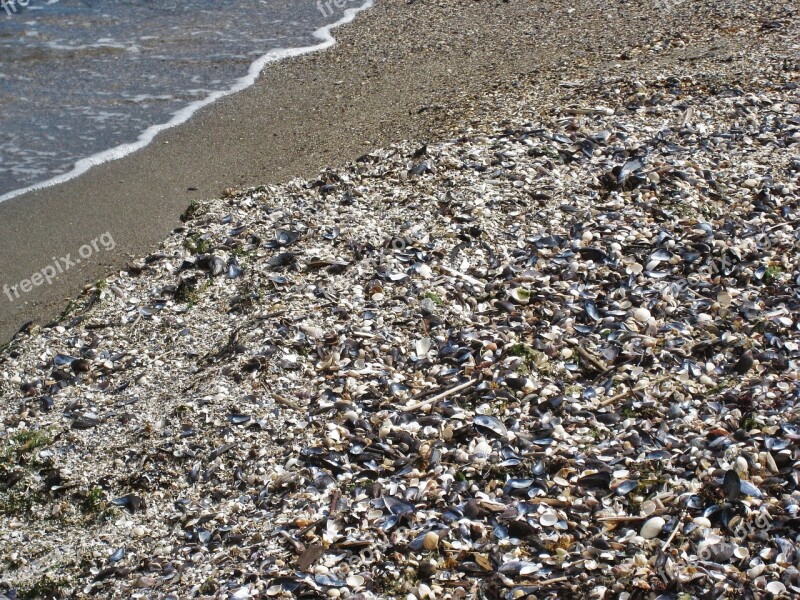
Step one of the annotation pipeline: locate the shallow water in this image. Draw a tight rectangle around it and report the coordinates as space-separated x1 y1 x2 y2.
0 0 366 200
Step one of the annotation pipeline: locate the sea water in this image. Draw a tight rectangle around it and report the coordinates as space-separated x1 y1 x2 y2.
0 0 371 201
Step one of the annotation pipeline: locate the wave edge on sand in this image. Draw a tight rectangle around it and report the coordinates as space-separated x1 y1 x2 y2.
0 0 374 205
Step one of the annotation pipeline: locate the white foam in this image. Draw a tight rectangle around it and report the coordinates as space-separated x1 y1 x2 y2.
0 0 374 203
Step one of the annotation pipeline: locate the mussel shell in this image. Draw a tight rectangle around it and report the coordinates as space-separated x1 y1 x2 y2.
227 414 251 425
111 494 144 514
650 248 674 262
53 354 77 367
577 471 611 490
585 300 601 321
739 480 762 499
722 470 739 502
227 259 243 279
614 480 639 496
383 496 416 516
473 415 508 439
108 548 126 563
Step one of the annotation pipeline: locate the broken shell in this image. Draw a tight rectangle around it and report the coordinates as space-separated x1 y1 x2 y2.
509 287 532 304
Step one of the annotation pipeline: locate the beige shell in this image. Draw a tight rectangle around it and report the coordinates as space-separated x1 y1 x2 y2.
640 516 666 539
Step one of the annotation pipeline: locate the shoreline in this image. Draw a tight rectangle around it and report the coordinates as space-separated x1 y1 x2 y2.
0 0 763 346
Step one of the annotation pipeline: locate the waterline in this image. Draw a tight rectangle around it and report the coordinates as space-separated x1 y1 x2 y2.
0 0 374 204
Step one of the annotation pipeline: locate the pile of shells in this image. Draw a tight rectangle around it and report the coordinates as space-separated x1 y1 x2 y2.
1 55 799 600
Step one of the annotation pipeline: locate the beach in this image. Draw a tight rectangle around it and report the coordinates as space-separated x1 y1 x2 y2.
1 0 799 597
0 0 773 345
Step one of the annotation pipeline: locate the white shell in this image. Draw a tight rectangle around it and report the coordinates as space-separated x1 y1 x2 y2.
693 517 712 528
766 582 786 595
640 500 657 516
415 337 432 357
540 511 559 527
640 516 665 539
747 564 765 578
346 575 365 589
633 307 651 322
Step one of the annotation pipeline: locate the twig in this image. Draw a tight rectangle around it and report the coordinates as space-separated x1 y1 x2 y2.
329 489 341 517
351 331 377 339
661 511 684 552
400 379 477 412
256 310 287 321
568 340 609 373
437 264 484 287
536 576 569 586
564 107 614 116
597 515 649 523
85 322 121 330
279 530 305 554
600 375 672 407
273 393 304 411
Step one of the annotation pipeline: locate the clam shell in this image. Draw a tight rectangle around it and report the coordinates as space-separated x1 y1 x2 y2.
640 517 666 539
766 582 786 595
540 511 559 527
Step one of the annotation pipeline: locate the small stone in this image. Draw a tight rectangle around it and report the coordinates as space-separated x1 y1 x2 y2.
132 577 158 589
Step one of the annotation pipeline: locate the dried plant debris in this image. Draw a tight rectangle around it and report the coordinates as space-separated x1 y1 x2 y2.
1 57 800 600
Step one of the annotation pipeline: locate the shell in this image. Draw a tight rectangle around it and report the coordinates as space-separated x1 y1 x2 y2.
540 511 559 527
641 517 666 539
422 531 439 551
